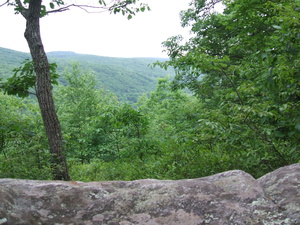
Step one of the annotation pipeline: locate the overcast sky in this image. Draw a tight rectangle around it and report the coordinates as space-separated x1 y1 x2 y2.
0 0 191 58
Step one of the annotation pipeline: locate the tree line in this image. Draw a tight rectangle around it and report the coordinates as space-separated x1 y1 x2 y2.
0 0 299 181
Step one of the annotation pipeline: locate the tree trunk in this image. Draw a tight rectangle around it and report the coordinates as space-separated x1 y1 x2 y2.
23 0 70 180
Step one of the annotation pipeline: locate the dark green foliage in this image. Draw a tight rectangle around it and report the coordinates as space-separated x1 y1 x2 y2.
55 64 153 165
156 0 300 177
0 47 174 103
0 93 52 179
1 0 299 181
47 52 174 103
0 48 29 80
1 59 59 97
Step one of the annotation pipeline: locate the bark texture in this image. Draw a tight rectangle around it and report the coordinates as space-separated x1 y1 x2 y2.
22 0 69 180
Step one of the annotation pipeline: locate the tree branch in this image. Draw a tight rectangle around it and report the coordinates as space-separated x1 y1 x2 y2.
15 0 29 18
220 66 244 105
46 1 129 15
46 4 108 14
46 1 147 15
0 0 9 7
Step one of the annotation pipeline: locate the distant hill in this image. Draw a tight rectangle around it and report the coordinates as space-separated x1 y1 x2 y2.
0 47 174 102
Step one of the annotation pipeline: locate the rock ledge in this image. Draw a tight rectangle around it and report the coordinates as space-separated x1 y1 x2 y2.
0 163 299 224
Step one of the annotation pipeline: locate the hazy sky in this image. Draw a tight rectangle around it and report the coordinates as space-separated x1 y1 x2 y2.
0 0 191 58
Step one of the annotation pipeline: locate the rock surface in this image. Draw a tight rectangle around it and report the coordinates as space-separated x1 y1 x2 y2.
0 163 299 225
258 163 300 224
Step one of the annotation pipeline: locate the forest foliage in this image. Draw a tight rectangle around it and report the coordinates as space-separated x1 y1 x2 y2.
0 0 299 181
0 48 173 103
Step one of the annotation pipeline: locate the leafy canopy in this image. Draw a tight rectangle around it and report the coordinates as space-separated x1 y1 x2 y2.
0 59 59 97
6 0 150 19
156 0 300 173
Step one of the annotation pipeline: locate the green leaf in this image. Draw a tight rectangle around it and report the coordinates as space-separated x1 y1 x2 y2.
272 25 282 29
98 0 107 6
40 5 47 17
50 2 55 9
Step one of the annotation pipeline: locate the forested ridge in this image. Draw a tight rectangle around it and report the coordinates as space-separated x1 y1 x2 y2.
0 0 299 181
0 47 174 103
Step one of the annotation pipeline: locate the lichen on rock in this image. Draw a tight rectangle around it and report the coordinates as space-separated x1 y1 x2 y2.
0 163 299 224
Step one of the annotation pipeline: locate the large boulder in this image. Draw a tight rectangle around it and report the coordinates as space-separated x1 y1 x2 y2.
0 164 299 224
258 163 300 224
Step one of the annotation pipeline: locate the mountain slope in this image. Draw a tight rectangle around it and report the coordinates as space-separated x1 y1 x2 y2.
0 47 174 102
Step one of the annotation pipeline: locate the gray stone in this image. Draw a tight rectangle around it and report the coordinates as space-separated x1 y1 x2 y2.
258 163 300 224
0 164 299 224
